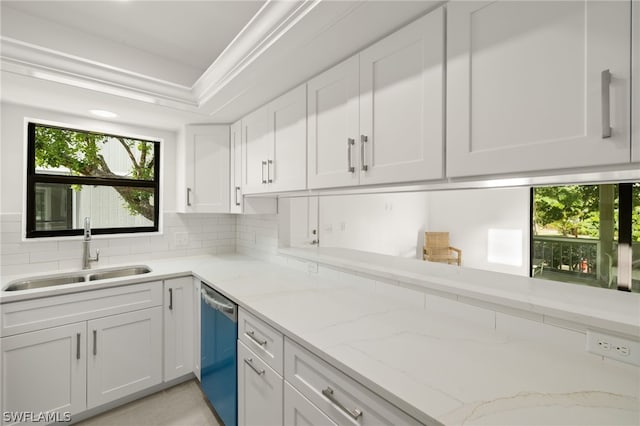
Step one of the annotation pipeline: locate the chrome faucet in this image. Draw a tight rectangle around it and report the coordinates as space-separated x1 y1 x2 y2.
82 217 99 269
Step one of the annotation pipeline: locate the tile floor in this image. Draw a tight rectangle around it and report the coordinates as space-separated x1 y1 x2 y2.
74 380 221 426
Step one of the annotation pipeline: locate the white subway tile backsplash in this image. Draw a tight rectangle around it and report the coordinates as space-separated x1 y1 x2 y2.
1 253 30 266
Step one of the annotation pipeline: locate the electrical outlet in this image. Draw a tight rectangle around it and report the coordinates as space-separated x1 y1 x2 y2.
586 330 640 366
175 232 188 248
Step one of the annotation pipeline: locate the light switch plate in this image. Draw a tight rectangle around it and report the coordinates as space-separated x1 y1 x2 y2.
586 330 640 366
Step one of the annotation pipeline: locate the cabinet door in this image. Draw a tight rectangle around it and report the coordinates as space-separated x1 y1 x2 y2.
193 279 201 382
633 3 640 163
184 125 230 212
268 84 308 192
243 107 271 194
307 56 360 189
87 307 162 408
237 341 283 426
359 8 444 185
1 323 86 425
284 382 337 426
164 277 194 382
447 1 631 177
230 120 243 213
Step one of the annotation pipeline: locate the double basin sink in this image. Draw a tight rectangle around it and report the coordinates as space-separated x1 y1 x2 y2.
4 266 152 292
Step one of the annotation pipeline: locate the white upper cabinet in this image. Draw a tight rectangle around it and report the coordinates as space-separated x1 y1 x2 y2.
307 7 444 189
633 3 639 163
447 1 631 178
307 56 360 189
182 125 230 212
359 7 444 185
267 84 307 192
230 120 243 213
243 85 307 194
242 106 271 194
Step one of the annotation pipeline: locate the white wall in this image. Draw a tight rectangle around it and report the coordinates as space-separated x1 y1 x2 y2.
428 188 530 276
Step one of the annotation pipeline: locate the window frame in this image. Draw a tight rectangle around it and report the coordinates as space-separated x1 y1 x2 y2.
26 122 161 238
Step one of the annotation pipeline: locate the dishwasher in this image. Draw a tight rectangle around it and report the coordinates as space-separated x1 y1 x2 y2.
200 282 237 426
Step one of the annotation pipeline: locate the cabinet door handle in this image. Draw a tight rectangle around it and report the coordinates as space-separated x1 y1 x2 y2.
261 161 267 184
76 333 81 360
186 187 192 206
244 358 265 376
347 138 355 173
169 288 173 310
267 159 273 183
360 135 368 171
322 386 363 420
601 69 612 138
235 186 241 206
245 330 267 346
93 329 97 356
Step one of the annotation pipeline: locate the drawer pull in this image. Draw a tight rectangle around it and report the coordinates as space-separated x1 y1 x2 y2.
244 358 265 376
322 386 363 420
245 330 267 346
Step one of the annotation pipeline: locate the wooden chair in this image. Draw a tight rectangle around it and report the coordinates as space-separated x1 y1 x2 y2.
423 232 462 266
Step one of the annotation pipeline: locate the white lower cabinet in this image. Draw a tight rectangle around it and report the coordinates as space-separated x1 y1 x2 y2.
284 382 336 426
237 341 283 426
284 338 422 426
87 307 163 409
0 322 87 425
164 277 194 382
193 278 202 381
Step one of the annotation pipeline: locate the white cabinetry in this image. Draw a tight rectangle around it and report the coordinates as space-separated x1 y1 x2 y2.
447 1 631 177
230 120 243 213
193 278 201 381
87 307 162 408
0 282 164 424
237 308 284 426
1 323 86 425
633 2 639 163
181 124 230 212
164 277 194 382
308 8 444 189
243 85 307 194
284 382 336 426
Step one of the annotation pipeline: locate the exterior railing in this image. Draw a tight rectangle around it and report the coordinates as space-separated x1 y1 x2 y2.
532 235 601 276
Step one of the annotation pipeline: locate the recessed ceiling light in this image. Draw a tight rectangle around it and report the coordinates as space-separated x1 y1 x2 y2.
89 109 118 118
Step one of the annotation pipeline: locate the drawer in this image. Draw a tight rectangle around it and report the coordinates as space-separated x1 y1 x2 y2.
238 308 283 375
1 282 163 337
284 381 337 426
238 341 283 426
284 338 422 426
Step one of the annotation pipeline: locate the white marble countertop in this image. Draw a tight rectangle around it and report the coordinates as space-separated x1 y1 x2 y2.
2 254 639 425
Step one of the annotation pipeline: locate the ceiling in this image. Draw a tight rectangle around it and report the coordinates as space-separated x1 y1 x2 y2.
0 1 442 130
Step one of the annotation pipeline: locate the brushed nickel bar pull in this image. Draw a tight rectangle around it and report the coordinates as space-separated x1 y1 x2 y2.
602 69 612 138
261 161 267 184
186 188 192 206
93 330 97 356
245 330 267 346
267 160 273 183
169 288 173 310
244 358 265 376
76 333 81 360
235 186 241 206
322 387 363 420
360 135 368 171
347 138 355 173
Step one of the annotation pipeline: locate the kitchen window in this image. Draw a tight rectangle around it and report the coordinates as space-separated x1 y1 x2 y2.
531 183 639 292
26 122 160 238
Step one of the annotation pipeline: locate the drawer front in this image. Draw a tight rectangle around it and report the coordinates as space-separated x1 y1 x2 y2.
284 338 422 426
1 282 163 337
238 341 283 426
284 381 337 426
238 308 283 375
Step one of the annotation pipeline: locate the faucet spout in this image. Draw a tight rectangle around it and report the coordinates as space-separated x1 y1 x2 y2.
82 217 99 269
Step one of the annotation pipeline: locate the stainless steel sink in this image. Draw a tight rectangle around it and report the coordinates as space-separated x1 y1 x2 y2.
87 266 151 281
3 265 152 291
5 274 87 291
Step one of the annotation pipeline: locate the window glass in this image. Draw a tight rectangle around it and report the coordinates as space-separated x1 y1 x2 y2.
27 123 159 238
